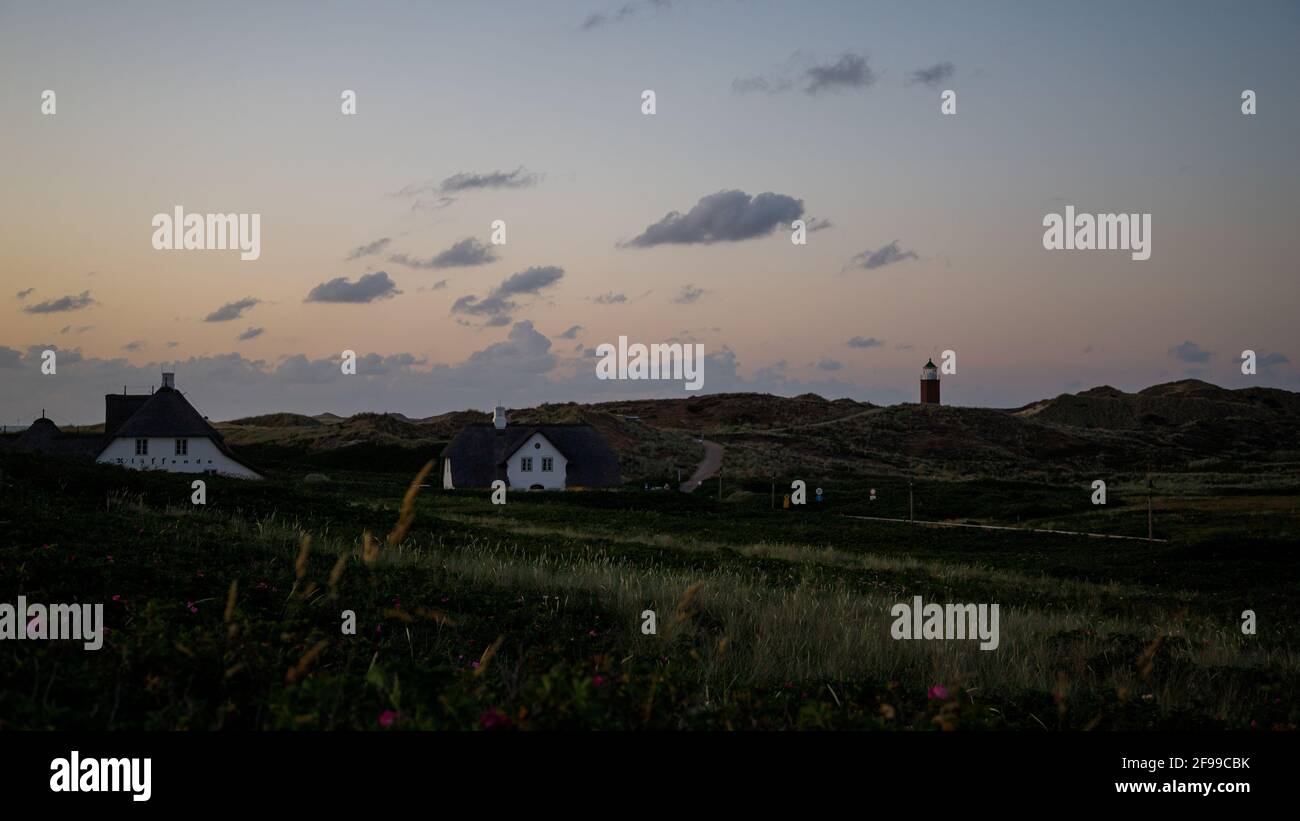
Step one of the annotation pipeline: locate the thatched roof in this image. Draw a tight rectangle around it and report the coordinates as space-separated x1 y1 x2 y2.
441 424 620 488
1 418 104 459
109 387 223 439
105 394 151 436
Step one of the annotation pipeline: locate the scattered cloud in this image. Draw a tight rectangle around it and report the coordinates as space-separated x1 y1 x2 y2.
894 342 914 352
390 237 498 269
1169 340 1212 364
592 292 627 304
846 336 884 349
847 241 919 271
672 284 706 304
441 167 541 193
16 288 34 299
906 61 955 88
734 52 876 96
624 189 804 247
345 238 391 260
815 357 843 371
360 352 428 375
122 340 146 352
237 327 265 341
1258 352 1289 369
396 167 542 200
166 341 179 348
22 290 97 314
411 196 457 212
305 271 401 304
451 265 564 324
203 297 261 322
558 325 584 339
805 53 875 94
579 0 671 31
731 75 792 94
457 320 558 378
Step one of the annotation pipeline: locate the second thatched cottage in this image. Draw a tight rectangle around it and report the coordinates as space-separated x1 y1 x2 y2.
440 406 620 490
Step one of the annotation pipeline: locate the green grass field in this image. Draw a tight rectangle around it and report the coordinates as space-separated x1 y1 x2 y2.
2 452 1297 730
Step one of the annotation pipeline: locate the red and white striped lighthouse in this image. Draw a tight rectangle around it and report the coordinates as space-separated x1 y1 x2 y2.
920 358 940 404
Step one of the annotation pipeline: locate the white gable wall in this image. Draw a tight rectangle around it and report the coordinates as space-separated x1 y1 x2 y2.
97 436 261 479
506 432 567 489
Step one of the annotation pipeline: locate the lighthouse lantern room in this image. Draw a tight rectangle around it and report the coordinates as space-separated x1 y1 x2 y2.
920 358 940 405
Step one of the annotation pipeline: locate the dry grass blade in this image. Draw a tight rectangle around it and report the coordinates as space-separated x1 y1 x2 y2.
223 580 238 623
295 534 312 581
387 460 435 548
286 639 330 684
327 552 347 598
362 531 380 567
674 581 704 626
826 683 841 707
475 635 505 677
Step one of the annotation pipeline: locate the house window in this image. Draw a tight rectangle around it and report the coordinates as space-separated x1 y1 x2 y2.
175 439 188 455
135 439 148 455
521 457 533 472
542 457 553 472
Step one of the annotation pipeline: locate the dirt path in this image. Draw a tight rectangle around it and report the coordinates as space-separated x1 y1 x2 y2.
680 440 723 492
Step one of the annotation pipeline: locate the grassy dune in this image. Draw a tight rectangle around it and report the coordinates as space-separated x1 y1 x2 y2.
1 453 1296 730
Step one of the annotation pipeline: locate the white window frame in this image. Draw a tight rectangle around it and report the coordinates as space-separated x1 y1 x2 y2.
521 457 533 472
541 457 553 472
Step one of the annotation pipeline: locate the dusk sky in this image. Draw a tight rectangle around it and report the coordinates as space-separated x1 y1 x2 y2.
2 0 1297 425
